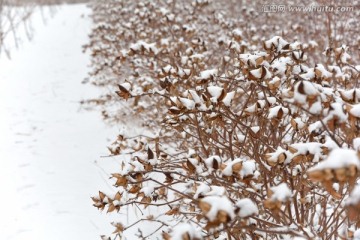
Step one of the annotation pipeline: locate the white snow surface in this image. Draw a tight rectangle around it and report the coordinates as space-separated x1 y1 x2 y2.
0 4 128 240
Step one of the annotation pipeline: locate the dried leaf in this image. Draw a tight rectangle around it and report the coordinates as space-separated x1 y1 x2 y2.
141 196 152 206
111 174 128 187
213 158 219 170
162 232 171 240
232 162 242 173
148 147 154 160
186 159 196 173
114 192 122 201
107 203 116 213
116 84 131 100
297 81 305 95
128 185 141 194
164 173 173 183
99 191 106 201
112 222 124 234
217 210 231 223
199 200 211 214
165 207 179 216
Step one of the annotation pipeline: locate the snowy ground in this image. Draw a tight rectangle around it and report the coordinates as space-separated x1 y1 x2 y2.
0 4 122 240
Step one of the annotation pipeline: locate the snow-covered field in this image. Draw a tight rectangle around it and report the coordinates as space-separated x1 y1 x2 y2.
0 4 121 239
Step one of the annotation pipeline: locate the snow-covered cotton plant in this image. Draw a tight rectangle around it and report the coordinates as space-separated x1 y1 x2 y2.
86 0 360 239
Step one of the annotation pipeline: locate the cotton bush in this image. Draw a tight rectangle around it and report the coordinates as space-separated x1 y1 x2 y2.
86 1 360 239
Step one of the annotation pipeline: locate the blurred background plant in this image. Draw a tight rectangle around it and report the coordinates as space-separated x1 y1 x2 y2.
0 0 88 57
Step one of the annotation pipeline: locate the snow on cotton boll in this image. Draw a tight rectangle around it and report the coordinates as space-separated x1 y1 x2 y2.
198 195 235 226
221 158 243 177
339 89 360 103
266 76 281 92
239 52 267 67
221 91 235 107
235 198 258 218
264 183 293 211
205 155 222 171
291 49 307 62
188 90 202 104
307 148 360 199
244 99 267 115
290 117 307 131
240 160 257 179
232 28 243 41
129 40 159 55
197 69 218 83
323 102 348 131
249 66 272 81
334 45 351 64
179 97 195 110
265 146 291 166
206 85 225 103
263 36 290 53
346 103 360 128
292 80 319 106
270 57 292 76
116 82 133 100
268 106 289 120
221 158 258 185
165 223 203 240
314 64 332 80
269 183 293 202
288 142 324 164
299 67 315 80
193 183 227 199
